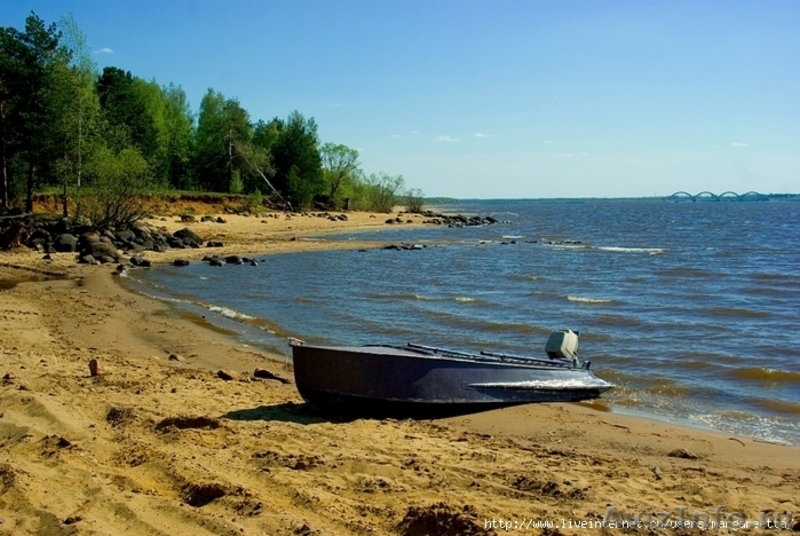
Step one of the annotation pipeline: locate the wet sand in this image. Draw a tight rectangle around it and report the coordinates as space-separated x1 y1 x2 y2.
1 211 798 535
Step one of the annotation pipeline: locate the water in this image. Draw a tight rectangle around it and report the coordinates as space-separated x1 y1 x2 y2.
127 199 800 445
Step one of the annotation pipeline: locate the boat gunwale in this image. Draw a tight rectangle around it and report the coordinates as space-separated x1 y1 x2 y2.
293 343 585 371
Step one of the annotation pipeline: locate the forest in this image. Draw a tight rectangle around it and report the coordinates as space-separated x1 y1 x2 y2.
0 12 421 225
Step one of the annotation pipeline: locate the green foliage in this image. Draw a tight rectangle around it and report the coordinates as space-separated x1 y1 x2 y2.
83 145 153 227
0 12 67 211
351 172 405 213
320 142 360 209
161 83 194 189
270 111 323 210
96 67 159 159
1 13 426 217
193 89 253 193
404 187 425 213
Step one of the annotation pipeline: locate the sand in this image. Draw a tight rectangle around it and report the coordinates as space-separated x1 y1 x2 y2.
1 210 798 535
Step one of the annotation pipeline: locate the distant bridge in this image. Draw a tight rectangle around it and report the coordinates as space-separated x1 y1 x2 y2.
668 191 767 202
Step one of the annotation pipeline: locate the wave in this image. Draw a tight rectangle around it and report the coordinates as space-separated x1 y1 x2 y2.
454 296 477 303
656 267 713 278
597 246 665 254
506 274 542 282
208 305 255 321
567 295 615 305
366 292 438 301
702 306 771 319
725 367 800 384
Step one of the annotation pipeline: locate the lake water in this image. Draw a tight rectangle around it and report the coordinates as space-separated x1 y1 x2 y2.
127 199 800 445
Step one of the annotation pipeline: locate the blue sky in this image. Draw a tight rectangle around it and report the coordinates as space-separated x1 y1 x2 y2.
3 0 799 198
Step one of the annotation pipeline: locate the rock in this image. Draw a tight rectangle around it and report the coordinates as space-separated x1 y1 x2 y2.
173 258 190 267
216 217 226 224
167 236 187 248
2 372 15 381
78 254 97 265
54 233 79 253
89 359 101 377
253 369 289 384
97 255 116 264
206 240 223 248
224 255 242 265
209 257 224 267
168 354 185 362
667 448 698 460
180 214 196 222
115 229 135 242
63 515 83 525
88 241 120 262
173 227 202 245
217 370 241 381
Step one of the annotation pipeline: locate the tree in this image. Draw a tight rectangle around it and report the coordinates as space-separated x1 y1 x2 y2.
361 172 405 213
192 89 252 192
320 142 359 208
161 83 194 189
52 12 101 218
0 13 66 212
96 67 158 159
404 187 425 213
0 27 21 209
83 145 152 228
270 110 323 210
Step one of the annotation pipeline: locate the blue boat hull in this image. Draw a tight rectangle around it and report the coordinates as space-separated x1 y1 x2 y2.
291 344 612 417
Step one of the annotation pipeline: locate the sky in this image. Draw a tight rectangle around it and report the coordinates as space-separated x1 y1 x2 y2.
3 0 799 198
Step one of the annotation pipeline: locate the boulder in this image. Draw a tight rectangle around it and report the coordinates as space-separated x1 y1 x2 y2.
173 227 202 245
209 257 225 267
217 369 241 381
53 233 78 253
206 241 224 248
89 358 101 377
173 258 190 267
224 255 243 265
253 368 289 384
88 242 120 262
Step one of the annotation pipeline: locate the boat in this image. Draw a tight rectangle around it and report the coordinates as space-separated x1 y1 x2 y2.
290 329 613 417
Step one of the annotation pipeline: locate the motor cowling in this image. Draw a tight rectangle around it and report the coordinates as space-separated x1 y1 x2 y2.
545 329 579 359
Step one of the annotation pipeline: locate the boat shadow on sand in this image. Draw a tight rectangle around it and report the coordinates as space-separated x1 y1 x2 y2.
221 401 360 425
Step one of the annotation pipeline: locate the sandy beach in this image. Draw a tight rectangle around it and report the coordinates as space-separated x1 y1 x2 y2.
1 209 798 535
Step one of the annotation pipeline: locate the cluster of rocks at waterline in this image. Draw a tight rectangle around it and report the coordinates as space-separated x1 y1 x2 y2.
0 216 228 265
417 211 501 227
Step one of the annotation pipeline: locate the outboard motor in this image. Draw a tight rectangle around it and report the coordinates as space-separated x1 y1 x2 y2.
545 329 580 361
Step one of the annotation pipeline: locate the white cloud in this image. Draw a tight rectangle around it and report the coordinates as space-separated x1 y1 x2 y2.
472 132 491 138
411 130 420 134
559 152 575 157
391 134 401 138
435 135 459 142
94 47 114 54
730 142 748 147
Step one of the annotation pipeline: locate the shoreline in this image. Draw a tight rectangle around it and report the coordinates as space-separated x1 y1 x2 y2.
1 211 799 534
